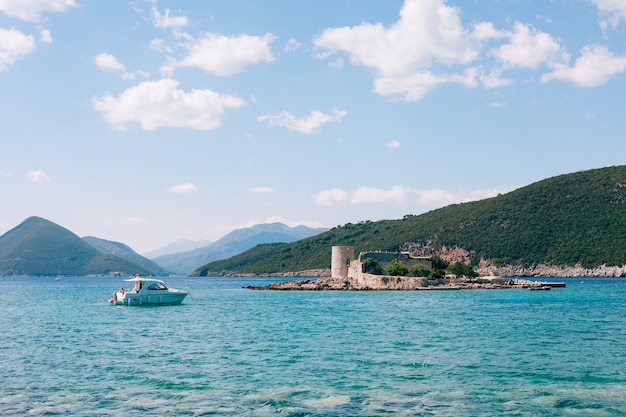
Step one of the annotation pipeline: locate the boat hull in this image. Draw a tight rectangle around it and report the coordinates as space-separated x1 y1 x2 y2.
109 277 189 306
110 290 188 306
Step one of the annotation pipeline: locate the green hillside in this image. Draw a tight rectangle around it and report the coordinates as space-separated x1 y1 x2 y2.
194 166 626 275
0 217 154 276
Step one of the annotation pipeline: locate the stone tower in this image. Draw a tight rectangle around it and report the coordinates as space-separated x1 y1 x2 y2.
331 246 354 278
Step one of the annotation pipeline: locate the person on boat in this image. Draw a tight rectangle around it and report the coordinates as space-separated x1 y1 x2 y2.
119 287 125 294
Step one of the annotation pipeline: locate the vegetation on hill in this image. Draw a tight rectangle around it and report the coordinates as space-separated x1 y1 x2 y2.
0 217 155 276
82 236 167 275
194 166 626 275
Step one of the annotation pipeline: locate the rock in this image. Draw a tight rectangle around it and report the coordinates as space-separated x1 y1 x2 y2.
245 275 560 291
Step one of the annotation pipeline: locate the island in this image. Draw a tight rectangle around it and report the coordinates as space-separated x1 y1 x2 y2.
246 246 565 291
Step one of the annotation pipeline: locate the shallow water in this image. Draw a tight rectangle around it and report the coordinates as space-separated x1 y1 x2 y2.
0 276 625 416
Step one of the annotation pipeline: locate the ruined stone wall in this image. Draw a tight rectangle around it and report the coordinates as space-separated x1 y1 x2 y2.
358 251 432 270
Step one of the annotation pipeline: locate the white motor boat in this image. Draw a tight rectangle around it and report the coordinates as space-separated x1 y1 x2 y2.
109 276 188 306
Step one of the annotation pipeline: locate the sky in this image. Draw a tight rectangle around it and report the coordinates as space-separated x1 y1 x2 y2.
1 0 626 255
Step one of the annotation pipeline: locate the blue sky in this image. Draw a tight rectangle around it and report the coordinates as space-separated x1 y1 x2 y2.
1 0 625 254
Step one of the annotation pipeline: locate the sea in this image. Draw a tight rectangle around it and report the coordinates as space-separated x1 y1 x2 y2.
0 276 625 416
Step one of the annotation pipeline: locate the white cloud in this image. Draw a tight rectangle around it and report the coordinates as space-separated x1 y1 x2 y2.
491 22 567 69
26 169 50 182
329 57 344 69
386 139 401 149
161 32 276 77
122 216 149 225
167 183 198 193
0 27 36 70
313 0 626 99
94 52 126 72
479 68 513 89
91 78 245 131
541 44 626 87
251 187 273 193
39 29 51 43
315 185 515 207
258 108 347 134
94 54 150 80
151 7 189 30
149 38 172 54
121 69 150 80
314 188 350 206
591 0 626 31
351 186 412 204
284 38 301 52
0 0 77 21
314 0 480 101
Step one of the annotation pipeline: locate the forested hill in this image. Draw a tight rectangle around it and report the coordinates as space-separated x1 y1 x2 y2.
194 165 626 275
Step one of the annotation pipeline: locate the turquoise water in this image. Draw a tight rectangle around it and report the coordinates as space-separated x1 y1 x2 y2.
1 277 625 416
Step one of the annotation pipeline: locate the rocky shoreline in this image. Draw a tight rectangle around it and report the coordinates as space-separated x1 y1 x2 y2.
476 264 626 278
206 264 626 279
246 275 564 291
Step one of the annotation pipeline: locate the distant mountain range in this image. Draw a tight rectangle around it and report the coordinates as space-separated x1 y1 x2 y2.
150 223 328 274
82 236 166 276
0 217 327 276
143 239 213 259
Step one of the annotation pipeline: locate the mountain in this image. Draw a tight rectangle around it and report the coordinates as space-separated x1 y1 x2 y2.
0 217 157 276
152 222 328 274
82 236 167 276
193 166 626 275
144 239 212 259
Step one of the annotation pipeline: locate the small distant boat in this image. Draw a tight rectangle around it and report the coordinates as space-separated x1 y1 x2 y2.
109 276 188 306
529 286 551 291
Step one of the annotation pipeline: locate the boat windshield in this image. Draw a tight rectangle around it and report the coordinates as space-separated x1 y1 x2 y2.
146 282 167 290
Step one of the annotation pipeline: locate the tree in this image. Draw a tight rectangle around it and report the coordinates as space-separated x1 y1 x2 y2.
491 258 505 267
430 255 449 278
449 261 478 277
409 264 430 277
386 261 409 276
431 256 450 270
361 258 383 275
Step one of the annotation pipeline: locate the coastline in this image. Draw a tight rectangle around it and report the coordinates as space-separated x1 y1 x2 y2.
245 275 564 291
476 263 626 278
202 264 626 279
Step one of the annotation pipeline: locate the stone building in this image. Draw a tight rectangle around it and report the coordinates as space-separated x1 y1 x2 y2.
331 246 432 279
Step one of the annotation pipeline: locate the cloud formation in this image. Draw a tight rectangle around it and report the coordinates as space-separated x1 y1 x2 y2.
151 7 189 30
258 108 347 134
251 187 273 193
314 185 514 207
26 170 50 182
386 139 401 149
160 33 276 77
490 22 566 70
0 0 76 21
314 0 626 100
0 27 35 70
167 183 198 194
122 216 149 225
94 53 126 72
542 44 626 87
592 0 626 31
91 79 245 131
